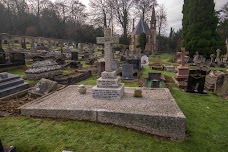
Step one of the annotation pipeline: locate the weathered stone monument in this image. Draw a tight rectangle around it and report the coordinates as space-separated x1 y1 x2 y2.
92 28 124 99
193 51 200 65
205 71 228 98
141 55 149 66
0 72 29 98
215 49 221 65
176 48 189 80
24 59 62 80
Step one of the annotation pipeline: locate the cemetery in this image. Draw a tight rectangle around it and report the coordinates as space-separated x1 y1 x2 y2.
0 0 228 151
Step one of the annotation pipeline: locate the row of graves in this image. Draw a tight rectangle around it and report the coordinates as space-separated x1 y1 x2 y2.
0 28 187 145
172 48 228 98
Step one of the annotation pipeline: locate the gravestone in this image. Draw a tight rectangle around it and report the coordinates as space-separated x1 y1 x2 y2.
215 49 221 65
152 80 160 88
186 70 207 94
0 72 29 98
92 28 124 99
112 60 118 71
145 72 164 88
24 59 63 80
122 63 134 80
126 58 141 70
163 64 177 73
0 49 6 64
148 72 161 81
193 52 200 65
141 55 149 66
9 52 25 65
71 51 78 61
176 48 189 80
29 78 58 97
205 71 228 97
97 58 105 77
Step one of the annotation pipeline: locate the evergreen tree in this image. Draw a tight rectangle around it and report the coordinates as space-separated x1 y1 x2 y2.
139 33 147 51
182 0 225 57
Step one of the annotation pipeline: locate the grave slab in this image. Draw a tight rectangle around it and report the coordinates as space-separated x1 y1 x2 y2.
20 85 186 140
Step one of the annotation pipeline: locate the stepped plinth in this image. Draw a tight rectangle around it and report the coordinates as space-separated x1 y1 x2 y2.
92 28 125 100
92 71 124 100
0 72 29 98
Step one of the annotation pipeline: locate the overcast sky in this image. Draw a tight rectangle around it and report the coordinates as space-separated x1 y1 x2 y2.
52 0 227 35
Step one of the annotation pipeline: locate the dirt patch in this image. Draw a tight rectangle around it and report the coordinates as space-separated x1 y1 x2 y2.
0 95 34 116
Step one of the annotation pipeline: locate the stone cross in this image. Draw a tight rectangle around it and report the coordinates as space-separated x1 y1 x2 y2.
216 49 221 64
97 28 119 72
210 54 215 64
177 48 188 66
193 51 199 64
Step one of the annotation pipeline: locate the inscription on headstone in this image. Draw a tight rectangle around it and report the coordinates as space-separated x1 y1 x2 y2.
122 64 134 80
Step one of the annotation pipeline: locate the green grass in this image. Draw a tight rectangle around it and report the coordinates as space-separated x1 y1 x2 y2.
6 68 37 86
0 53 227 151
0 84 227 152
6 69 25 77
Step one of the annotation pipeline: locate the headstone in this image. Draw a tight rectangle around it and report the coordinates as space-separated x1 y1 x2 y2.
163 64 177 73
141 55 149 66
215 49 221 64
148 72 161 81
28 78 58 97
92 28 124 99
0 49 6 64
9 52 25 65
215 73 228 98
112 60 118 71
152 79 160 88
210 54 216 66
0 72 29 98
193 51 200 65
126 59 141 70
122 63 134 80
97 58 105 77
24 59 63 80
186 70 207 94
176 48 189 80
205 71 228 97
71 51 78 61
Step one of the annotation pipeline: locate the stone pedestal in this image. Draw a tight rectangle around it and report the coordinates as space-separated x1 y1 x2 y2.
92 70 124 100
176 66 189 80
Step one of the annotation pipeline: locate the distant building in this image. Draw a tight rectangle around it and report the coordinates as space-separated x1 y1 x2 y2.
129 6 157 55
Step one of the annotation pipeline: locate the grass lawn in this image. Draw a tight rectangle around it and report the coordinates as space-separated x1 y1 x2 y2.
0 84 227 152
0 53 227 151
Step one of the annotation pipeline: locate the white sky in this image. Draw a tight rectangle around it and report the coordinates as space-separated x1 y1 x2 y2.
51 0 227 35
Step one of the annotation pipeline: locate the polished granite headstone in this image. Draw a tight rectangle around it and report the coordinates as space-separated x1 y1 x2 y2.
186 70 207 94
122 63 134 80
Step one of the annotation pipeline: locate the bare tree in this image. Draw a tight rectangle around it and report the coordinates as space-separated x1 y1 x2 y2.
156 4 167 51
89 0 113 27
156 4 167 37
69 0 87 25
133 0 157 21
112 0 134 44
